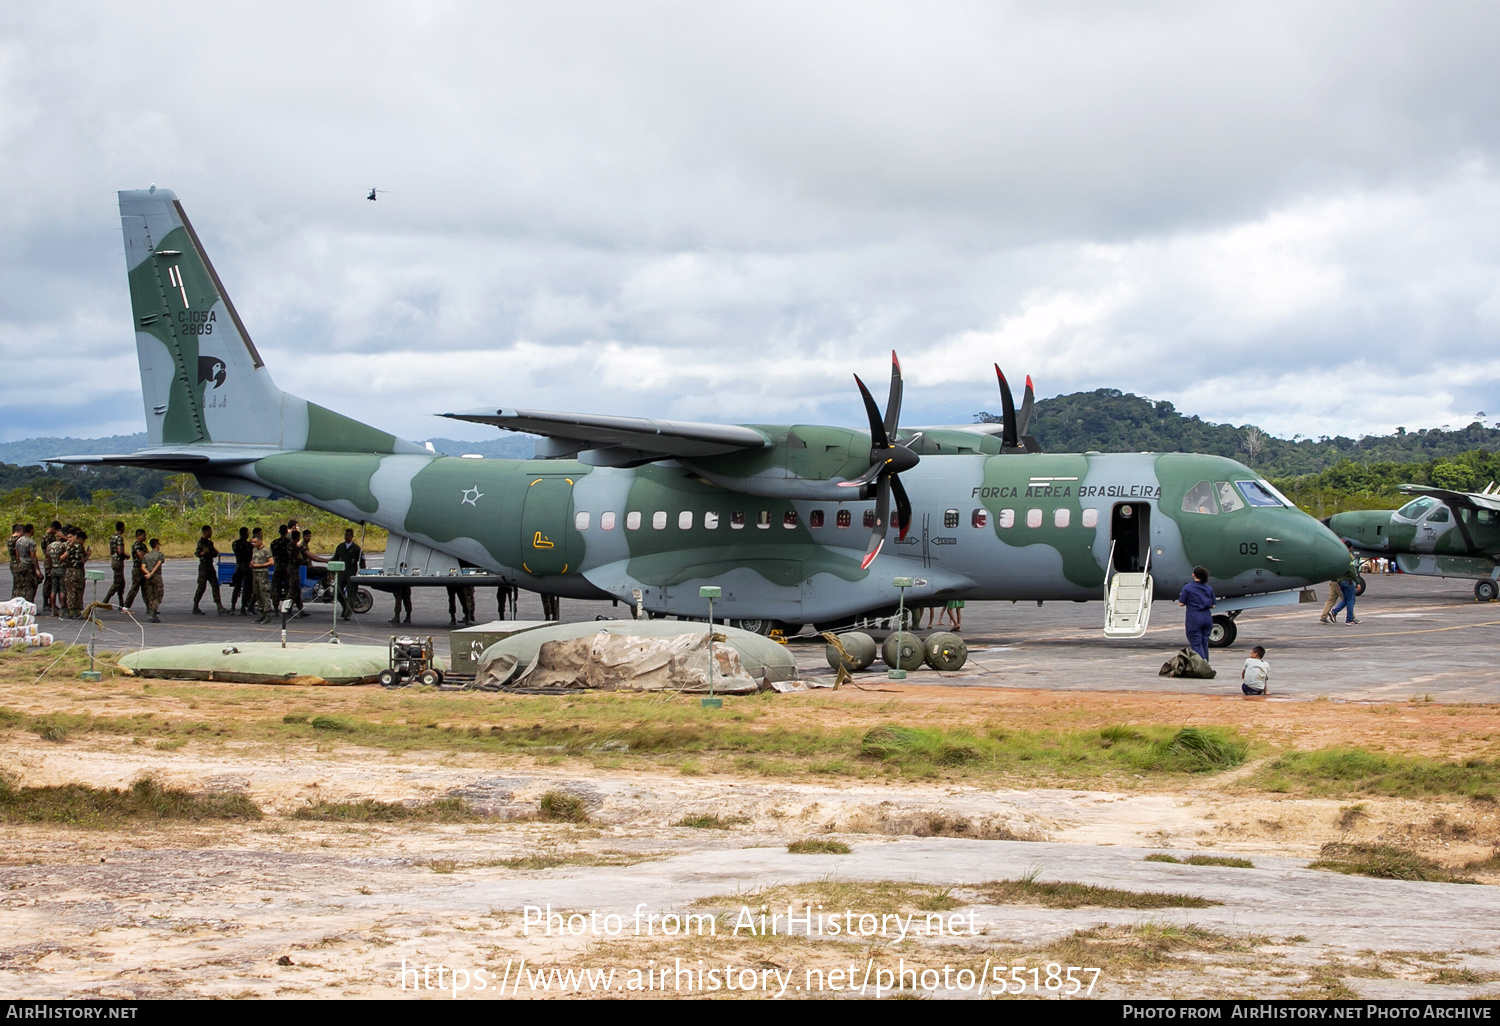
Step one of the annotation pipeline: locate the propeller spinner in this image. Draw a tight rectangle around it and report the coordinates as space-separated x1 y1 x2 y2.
841 351 920 569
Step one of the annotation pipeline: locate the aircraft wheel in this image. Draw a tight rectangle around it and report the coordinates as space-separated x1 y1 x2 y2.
1208 615 1237 648
731 618 775 636
1476 580 1499 603
881 631 924 671
377 668 400 688
352 588 374 614
1354 576 1367 597
416 668 442 687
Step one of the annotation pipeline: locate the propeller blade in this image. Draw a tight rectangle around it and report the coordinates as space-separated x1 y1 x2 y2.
860 478 893 570
853 374 889 450
837 462 885 489
883 350 903 440
891 473 913 540
995 365 1018 449
1018 374 1035 438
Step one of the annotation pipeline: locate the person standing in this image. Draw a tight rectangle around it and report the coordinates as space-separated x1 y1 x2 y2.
250 533 275 623
141 539 165 623
6 524 19 597
270 525 293 610
1177 565 1216 662
104 521 128 607
332 528 365 621
1328 543 1361 625
288 529 310 617
229 527 253 614
193 525 228 615
41 522 62 615
62 528 89 618
1318 579 1341 624
389 584 412 625
12 525 39 603
123 530 148 612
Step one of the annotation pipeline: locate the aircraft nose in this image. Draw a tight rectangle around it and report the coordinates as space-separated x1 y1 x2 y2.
1300 518 1355 584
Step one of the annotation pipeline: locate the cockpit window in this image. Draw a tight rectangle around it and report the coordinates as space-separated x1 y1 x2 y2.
1395 496 1436 521
1236 480 1288 508
1214 481 1245 513
1426 506 1451 524
1181 481 1219 515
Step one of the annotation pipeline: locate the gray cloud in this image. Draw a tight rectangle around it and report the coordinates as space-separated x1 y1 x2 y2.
2 2 1498 444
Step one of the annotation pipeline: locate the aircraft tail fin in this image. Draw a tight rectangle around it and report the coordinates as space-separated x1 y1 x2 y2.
118 188 422 455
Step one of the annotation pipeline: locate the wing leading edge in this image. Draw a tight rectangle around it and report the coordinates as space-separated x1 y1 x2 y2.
443 408 770 467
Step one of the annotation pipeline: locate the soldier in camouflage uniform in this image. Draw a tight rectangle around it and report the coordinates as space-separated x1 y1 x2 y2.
192 525 228 615
140 538 165 623
44 525 67 617
6 524 19 600
61 528 89 618
12 525 39 603
250 533 275 623
122 529 148 611
103 521 128 606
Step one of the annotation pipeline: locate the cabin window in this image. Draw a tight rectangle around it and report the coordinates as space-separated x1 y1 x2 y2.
1182 481 1219 515
731 511 746 529
652 511 667 530
1395 496 1436 521
783 511 798 528
625 511 641 530
863 509 877 528
1081 508 1098 529
837 509 852 528
1214 481 1245 513
704 512 720 530
809 509 825 528
944 509 959 529
1026 508 1042 528
600 511 616 531
1478 510 1497 525
574 511 590 531
678 510 693 530
757 510 771 529
998 509 1015 529
971 509 988 528
1427 506 1451 524
1054 508 1070 528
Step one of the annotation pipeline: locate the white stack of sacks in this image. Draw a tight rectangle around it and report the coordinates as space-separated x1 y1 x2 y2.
0 599 53 649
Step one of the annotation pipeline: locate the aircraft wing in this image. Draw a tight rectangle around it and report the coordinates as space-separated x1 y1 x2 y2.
442 408 770 466
1397 484 1500 513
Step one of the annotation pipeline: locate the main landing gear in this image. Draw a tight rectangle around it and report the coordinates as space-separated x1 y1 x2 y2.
1207 612 1239 648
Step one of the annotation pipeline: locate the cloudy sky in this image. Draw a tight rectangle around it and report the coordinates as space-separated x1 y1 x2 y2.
2 2 1498 445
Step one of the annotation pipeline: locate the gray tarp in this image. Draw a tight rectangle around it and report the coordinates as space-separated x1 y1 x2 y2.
477 630 760 692
473 618 796 690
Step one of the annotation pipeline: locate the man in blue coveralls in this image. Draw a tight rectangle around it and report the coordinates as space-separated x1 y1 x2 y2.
1177 565 1216 662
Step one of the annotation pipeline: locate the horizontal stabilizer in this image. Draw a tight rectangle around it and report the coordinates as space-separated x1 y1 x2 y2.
443 408 770 461
46 445 273 473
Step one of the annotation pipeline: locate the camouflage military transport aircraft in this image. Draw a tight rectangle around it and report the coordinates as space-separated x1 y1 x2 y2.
55 189 1352 645
1329 486 1500 602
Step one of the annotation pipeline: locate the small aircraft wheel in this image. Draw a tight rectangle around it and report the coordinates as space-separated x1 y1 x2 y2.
1208 615 1237 648
1475 580 1499 603
417 668 441 687
377 668 399 688
730 618 774 636
1354 575 1367 597
352 588 374 614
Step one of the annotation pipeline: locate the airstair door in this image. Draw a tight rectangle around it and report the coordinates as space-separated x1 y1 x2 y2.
1104 502 1154 638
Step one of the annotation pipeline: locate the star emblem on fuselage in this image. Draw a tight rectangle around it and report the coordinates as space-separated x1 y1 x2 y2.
461 486 483 507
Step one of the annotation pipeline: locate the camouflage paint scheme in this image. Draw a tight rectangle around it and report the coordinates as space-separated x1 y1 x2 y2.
57 190 1352 629
1329 489 1500 590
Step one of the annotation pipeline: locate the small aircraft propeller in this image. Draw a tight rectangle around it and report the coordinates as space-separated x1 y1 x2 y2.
842 351 920 569
995 365 1042 453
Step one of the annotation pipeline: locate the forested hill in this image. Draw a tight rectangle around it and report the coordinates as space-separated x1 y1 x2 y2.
979 388 1500 478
